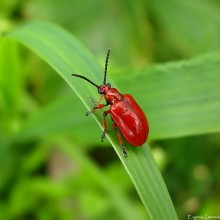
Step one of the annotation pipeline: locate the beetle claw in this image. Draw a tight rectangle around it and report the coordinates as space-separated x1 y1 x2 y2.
122 145 127 158
101 130 106 142
86 111 91 116
86 108 95 116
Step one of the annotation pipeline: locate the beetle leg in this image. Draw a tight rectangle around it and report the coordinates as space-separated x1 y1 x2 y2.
101 110 110 142
86 103 108 116
88 96 97 105
86 95 109 116
113 124 127 158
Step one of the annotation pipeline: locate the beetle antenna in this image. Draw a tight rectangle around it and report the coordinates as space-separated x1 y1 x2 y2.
71 74 99 89
103 48 110 85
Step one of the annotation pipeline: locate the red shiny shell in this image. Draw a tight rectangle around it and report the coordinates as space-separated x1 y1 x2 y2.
110 94 149 146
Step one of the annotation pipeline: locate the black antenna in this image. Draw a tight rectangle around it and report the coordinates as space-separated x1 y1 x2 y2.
71 74 99 89
103 48 111 85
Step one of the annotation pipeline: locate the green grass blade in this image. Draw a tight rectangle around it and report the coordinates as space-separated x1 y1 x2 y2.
5 21 177 219
0 39 23 117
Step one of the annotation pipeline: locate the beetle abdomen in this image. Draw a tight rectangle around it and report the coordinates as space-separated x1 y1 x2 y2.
110 94 149 146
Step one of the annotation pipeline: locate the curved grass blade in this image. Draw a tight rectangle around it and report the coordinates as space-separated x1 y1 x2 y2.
6 21 177 219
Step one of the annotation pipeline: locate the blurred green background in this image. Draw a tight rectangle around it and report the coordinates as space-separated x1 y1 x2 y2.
1 0 220 219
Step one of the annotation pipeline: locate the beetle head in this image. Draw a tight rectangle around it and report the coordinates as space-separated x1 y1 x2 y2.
98 83 111 94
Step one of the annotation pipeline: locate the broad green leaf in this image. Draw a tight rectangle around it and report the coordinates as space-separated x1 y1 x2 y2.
6 21 177 219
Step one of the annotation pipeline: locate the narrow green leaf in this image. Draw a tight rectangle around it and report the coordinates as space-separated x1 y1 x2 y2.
6 21 177 219
0 39 23 116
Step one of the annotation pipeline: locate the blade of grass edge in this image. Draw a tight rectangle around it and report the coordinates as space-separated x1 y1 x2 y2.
5 21 178 219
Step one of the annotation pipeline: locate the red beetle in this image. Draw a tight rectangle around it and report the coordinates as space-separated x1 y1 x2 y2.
72 49 149 157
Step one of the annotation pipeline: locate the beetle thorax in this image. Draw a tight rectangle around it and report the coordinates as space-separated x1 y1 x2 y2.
98 84 123 104
105 88 123 104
